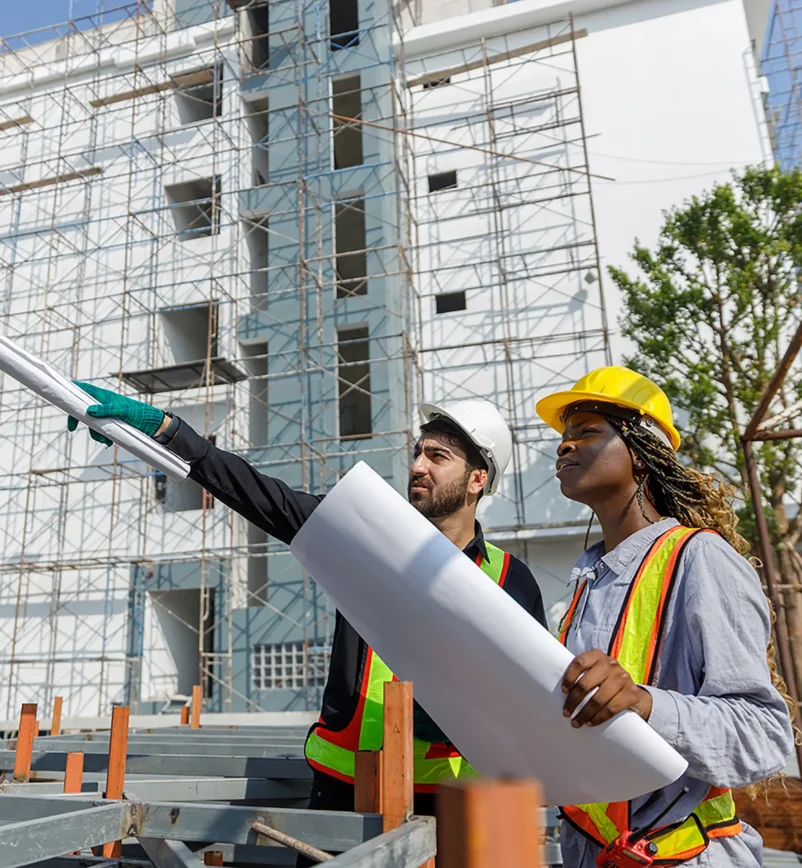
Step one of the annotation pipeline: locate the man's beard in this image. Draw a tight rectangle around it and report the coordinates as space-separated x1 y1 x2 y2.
407 471 470 519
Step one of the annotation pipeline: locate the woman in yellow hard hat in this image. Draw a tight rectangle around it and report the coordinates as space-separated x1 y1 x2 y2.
536 366 794 868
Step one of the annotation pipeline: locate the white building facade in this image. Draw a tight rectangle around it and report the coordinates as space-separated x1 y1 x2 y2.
0 0 769 717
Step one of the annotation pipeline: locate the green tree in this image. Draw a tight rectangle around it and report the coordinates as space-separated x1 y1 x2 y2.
609 164 802 696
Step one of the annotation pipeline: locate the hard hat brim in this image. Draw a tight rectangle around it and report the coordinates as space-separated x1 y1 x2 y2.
535 389 681 451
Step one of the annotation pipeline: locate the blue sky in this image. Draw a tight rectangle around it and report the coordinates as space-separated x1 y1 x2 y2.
2 2 134 42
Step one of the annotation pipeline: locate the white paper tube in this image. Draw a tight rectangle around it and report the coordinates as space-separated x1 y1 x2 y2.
291 461 688 805
0 333 190 482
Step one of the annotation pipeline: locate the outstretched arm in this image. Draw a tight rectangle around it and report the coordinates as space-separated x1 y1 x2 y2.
69 384 322 544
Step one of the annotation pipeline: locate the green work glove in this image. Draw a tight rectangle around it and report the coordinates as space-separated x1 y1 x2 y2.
68 381 165 447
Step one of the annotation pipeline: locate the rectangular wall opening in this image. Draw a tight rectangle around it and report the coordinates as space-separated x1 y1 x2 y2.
245 98 269 185
428 170 458 193
174 65 223 124
422 76 451 89
149 588 214 697
335 196 367 298
247 524 268 606
244 220 268 309
160 301 218 364
247 3 270 69
241 342 268 446
330 0 359 50
337 325 372 440
332 76 363 169
436 291 467 314
165 176 221 241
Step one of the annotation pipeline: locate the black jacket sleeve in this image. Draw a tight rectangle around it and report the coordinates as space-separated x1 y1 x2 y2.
165 418 322 545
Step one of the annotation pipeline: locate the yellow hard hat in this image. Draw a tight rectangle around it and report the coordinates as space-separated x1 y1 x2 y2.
535 366 681 451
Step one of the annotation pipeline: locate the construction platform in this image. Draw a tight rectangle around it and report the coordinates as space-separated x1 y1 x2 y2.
0 688 563 867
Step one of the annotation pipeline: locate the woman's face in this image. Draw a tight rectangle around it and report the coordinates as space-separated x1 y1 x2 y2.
555 411 637 506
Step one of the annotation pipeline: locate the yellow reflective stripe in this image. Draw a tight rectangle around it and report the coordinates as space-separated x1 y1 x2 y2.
359 652 393 751
616 527 692 684
305 730 355 777
650 816 706 856
479 542 505 584
695 790 737 825
574 802 619 843
306 729 481 783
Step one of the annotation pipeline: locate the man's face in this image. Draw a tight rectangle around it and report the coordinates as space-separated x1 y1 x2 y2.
408 431 482 519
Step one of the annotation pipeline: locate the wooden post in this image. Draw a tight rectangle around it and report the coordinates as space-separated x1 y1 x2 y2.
437 780 543 868
63 752 84 793
13 703 37 783
180 705 190 726
204 852 224 866
64 752 85 855
354 750 383 814
33 720 39 739
382 681 413 833
51 696 63 737
190 684 202 730
101 706 130 857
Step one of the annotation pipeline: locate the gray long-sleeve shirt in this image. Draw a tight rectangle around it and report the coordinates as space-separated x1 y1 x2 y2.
560 518 793 868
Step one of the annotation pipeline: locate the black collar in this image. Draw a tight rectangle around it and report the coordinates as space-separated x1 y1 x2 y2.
463 521 489 562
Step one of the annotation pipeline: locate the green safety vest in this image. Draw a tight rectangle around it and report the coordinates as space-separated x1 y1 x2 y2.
304 542 512 792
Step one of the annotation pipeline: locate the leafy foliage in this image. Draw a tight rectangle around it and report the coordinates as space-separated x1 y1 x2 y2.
609 165 802 547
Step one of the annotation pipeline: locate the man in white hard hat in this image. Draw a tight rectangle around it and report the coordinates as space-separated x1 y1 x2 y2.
65 385 546 832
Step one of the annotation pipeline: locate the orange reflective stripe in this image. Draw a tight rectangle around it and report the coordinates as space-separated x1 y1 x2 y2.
605 800 628 830
707 820 742 839
561 527 742 863
559 579 587 645
560 804 609 846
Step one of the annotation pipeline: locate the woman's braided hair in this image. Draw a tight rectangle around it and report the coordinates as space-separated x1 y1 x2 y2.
606 414 798 760
606 415 750 554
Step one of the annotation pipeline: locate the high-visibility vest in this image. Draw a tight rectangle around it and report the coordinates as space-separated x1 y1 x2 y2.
559 526 742 864
304 542 512 793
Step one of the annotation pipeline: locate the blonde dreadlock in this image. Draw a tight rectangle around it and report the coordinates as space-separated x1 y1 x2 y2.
607 415 798 777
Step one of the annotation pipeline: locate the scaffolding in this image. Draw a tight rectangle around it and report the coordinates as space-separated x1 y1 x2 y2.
762 0 802 169
0 0 607 718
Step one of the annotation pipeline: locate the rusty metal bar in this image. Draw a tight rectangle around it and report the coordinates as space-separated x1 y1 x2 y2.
743 440 802 774
743 319 802 440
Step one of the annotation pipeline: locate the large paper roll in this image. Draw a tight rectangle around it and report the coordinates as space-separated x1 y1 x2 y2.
291 461 688 804
0 334 190 482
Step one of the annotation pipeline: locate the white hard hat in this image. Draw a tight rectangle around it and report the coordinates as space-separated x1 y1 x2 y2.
418 399 513 495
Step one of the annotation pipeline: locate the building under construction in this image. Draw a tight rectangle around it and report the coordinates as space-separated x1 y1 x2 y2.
0 0 768 718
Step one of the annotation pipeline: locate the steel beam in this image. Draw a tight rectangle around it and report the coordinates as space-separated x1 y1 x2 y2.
0 752 312 779
322 819 436 868
138 838 204 868
30 741 305 758
0 797 380 853
0 803 128 868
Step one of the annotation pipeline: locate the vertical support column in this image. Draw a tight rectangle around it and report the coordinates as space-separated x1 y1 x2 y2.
102 706 130 857
63 752 84 793
190 684 202 730
51 696 63 736
180 706 190 726
354 750 383 814
13 703 37 783
65 753 85 857
382 681 413 833
438 780 543 868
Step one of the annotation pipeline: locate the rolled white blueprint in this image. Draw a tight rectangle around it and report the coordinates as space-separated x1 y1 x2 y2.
0 334 190 482
291 462 688 805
